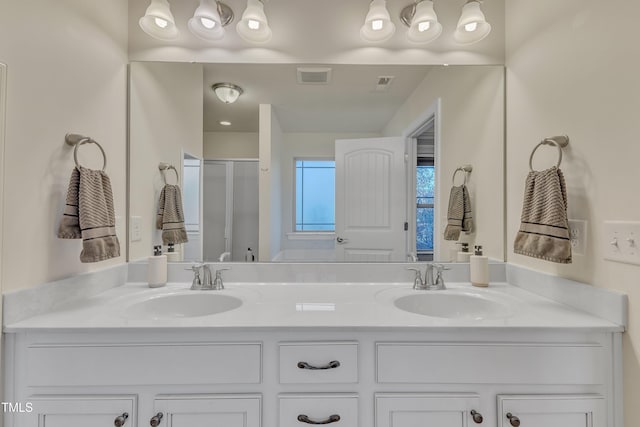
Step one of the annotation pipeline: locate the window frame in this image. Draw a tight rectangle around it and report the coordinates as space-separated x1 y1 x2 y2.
293 157 336 233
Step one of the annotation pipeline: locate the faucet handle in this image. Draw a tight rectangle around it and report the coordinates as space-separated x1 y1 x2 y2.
432 264 449 289
187 264 203 290
212 268 230 290
406 268 424 289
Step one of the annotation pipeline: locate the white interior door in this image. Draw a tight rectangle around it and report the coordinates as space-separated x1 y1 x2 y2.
335 137 406 262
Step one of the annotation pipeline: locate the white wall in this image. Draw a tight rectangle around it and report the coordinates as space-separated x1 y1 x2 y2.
0 0 128 292
384 66 505 262
129 62 204 261
258 105 283 261
203 131 259 159
505 0 640 423
279 132 381 251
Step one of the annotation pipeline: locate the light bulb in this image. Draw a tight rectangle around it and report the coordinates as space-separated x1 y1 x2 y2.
371 19 384 31
248 19 261 30
200 17 216 29
220 121 232 126
464 21 478 32
417 21 431 32
154 17 168 28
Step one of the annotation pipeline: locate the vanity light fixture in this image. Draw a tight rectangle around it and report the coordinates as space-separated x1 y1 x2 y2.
212 83 244 104
360 0 396 43
400 0 442 44
453 0 492 45
236 0 272 43
139 0 179 41
188 0 234 41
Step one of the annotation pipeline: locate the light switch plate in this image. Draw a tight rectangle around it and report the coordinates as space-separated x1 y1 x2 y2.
130 216 142 242
603 221 640 265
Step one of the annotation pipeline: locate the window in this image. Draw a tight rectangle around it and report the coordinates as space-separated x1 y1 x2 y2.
416 159 435 252
295 159 335 231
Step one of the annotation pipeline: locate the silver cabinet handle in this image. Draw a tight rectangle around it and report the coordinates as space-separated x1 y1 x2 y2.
470 410 483 424
506 413 521 427
297 360 341 370
336 237 349 244
114 413 129 427
150 412 163 427
297 414 341 424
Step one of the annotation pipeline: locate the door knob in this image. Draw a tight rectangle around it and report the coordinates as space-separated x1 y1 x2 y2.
336 237 349 244
506 413 520 427
150 412 163 426
114 413 129 427
470 410 483 424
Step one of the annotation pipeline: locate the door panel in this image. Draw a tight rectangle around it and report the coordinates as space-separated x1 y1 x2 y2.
335 137 406 262
498 395 605 427
154 394 261 427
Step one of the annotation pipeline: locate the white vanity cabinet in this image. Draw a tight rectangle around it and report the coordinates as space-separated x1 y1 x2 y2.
4 329 622 427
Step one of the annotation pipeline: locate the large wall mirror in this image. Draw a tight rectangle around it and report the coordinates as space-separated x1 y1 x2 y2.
129 62 504 264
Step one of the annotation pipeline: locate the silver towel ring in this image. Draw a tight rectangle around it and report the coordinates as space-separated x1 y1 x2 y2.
452 165 472 186
529 135 570 172
159 163 179 184
67 135 107 172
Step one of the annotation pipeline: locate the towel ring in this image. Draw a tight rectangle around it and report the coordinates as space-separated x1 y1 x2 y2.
159 163 179 184
529 135 570 172
66 134 107 172
452 165 472 186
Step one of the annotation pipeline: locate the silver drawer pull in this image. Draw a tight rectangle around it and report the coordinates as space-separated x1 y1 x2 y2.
114 413 129 427
150 412 163 427
506 413 521 427
470 410 483 424
297 360 341 370
297 414 341 424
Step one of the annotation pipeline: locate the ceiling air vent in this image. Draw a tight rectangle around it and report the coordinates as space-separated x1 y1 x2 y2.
375 75 395 91
297 67 332 85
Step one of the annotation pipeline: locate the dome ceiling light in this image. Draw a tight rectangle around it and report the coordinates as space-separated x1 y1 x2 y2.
212 83 244 104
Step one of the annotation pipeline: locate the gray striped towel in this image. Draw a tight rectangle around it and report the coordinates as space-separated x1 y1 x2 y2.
444 185 473 240
514 166 571 263
58 167 121 263
156 184 188 245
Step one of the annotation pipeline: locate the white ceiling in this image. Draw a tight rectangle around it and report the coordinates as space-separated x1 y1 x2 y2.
203 63 433 132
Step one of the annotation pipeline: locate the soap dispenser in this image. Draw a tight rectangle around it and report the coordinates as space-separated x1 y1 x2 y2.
148 245 167 288
456 242 472 262
470 245 489 287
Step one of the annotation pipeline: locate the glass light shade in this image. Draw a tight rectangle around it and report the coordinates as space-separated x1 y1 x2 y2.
360 0 396 42
236 0 272 43
212 83 243 104
407 0 442 44
139 0 179 41
453 1 491 44
188 0 225 41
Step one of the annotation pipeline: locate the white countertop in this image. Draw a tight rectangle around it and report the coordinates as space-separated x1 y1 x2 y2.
3 281 623 333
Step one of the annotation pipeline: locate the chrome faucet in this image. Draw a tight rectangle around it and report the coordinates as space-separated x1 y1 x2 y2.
189 264 230 290
407 263 448 290
218 251 231 262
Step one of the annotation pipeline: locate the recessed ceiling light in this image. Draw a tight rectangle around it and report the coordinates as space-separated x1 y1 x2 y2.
220 120 232 126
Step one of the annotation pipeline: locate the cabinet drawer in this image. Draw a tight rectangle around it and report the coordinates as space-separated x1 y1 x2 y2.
376 342 604 385
279 394 358 427
279 342 358 384
27 342 262 387
26 395 136 427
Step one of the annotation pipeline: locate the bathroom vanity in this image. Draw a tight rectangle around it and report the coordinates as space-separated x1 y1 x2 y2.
3 278 625 427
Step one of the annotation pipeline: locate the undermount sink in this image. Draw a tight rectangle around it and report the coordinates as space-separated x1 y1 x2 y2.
393 292 512 320
124 293 242 319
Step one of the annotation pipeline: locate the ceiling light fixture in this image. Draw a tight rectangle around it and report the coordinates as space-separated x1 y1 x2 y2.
453 0 491 45
236 0 272 43
139 0 179 41
220 120 232 126
360 0 396 43
188 0 234 41
400 0 442 44
212 83 244 104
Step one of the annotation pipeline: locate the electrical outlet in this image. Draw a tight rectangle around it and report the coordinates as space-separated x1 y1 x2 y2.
130 216 142 242
568 219 587 256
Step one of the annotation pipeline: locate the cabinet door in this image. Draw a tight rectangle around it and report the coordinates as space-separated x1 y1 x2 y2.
25 396 135 427
375 393 482 427
153 395 261 427
498 395 606 427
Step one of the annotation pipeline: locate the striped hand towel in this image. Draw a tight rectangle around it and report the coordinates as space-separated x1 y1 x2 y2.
444 185 474 241
514 166 571 263
156 184 188 245
58 167 121 263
